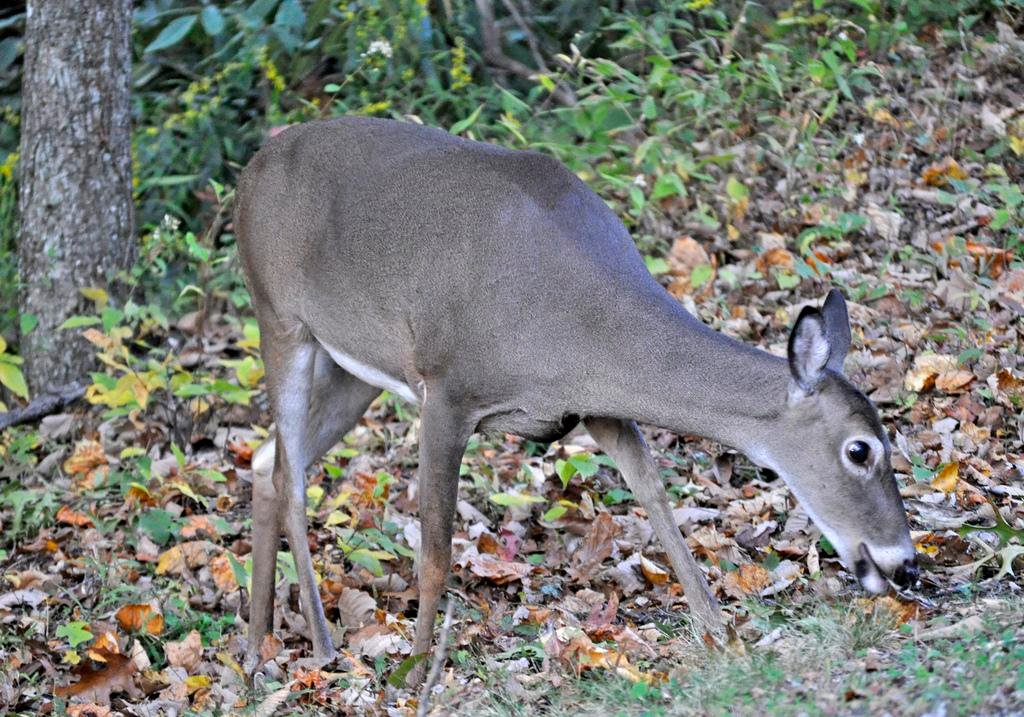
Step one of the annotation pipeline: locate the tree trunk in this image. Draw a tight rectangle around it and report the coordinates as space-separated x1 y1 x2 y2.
18 0 133 392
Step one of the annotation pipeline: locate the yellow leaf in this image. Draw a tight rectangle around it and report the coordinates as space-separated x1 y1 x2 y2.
931 462 959 493
0 334 6 353
1010 135 1024 157
79 286 109 309
62 650 81 665
184 674 211 692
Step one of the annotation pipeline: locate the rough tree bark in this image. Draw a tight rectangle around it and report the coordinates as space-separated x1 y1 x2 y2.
18 0 134 392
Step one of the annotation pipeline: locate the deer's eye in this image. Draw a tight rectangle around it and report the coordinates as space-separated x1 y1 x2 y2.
847 440 870 465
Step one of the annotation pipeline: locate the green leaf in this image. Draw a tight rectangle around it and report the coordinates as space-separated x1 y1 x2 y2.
348 548 383 576
58 315 101 330
101 307 124 333
0 362 28 400
277 550 299 583
144 15 198 53
171 443 187 468
200 5 225 35
19 314 38 336
652 173 686 200
57 621 93 648
228 552 250 591
138 509 175 545
450 105 483 135
776 271 800 289
691 264 714 288
555 459 577 488
726 176 749 201
641 95 657 120
644 256 670 275
543 504 568 522
568 454 599 479
387 653 428 687
990 208 1011 231
489 491 545 507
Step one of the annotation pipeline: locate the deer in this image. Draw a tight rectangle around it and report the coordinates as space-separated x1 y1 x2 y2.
233 116 918 681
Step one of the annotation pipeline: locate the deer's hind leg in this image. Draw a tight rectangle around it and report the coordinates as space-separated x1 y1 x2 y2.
246 338 380 673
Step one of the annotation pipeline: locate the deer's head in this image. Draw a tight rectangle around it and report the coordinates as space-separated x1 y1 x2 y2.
756 290 918 593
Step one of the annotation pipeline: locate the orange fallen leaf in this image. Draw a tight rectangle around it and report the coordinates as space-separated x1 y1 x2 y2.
115 603 164 635
721 563 773 599
155 540 219 575
921 157 968 186
227 440 254 464
56 505 94 528
209 552 240 593
180 514 219 539
857 595 920 624
63 440 108 475
639 555 670 585
931 462 959 493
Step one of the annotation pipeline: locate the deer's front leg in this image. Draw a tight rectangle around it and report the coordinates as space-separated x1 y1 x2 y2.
584 417 723 637
409 394 472 685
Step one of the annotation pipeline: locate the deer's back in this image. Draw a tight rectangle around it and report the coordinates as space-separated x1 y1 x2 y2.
235 117 664 404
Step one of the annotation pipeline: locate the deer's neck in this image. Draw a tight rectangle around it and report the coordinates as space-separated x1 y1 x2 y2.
586 297 790 456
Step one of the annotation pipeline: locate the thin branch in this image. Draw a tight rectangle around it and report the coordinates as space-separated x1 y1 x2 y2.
473 0 576 106
0 380 85 431
416 599 455 717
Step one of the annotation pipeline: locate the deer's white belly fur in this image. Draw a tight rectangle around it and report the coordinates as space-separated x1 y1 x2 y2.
316 338 419 404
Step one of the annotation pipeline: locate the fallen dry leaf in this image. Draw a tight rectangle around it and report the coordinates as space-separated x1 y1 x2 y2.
904 354 959 392
666 236 714 297
164 629 203 671
570 512 621 581
541 626 653 683
338 587 377 628
466 553 534 584
54 653 141 705
721 563 773 599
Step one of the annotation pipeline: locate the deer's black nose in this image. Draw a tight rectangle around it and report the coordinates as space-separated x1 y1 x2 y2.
892 557 919 588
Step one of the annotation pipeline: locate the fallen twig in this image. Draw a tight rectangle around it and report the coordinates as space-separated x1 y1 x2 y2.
416 599 455 717
0 380 86 431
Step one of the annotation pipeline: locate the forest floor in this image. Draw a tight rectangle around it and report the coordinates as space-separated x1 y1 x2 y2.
2 14 1024 717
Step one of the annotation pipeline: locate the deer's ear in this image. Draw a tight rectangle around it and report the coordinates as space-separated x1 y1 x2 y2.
821 288 851 375
788 307 830 394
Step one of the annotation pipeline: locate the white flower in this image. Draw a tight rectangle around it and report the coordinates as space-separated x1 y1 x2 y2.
363 39 393 59
632 174 647 188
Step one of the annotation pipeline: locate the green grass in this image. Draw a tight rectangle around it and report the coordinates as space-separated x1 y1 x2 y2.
452 596 1024 716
